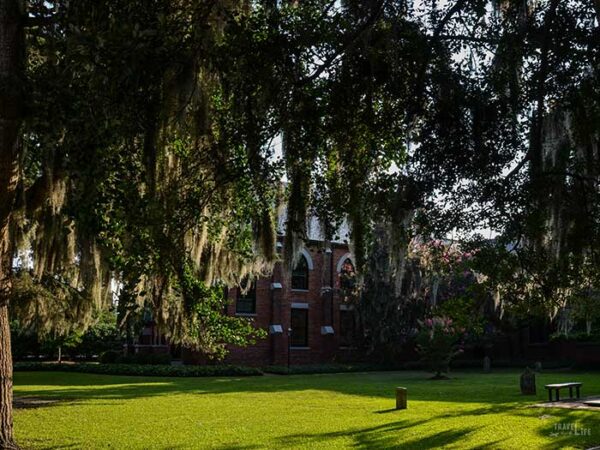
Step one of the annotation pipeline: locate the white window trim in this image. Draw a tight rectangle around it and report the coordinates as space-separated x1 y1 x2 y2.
299 248 314 270
336 253 354 273
291 302 309 309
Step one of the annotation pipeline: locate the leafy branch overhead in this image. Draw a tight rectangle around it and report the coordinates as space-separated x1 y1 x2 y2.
1 0 599 377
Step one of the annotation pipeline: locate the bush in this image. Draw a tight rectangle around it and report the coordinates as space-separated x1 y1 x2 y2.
550 331 600 343
11 312 124 361
263 363 395 375
76 312 124 358
99 350 121 364
10 321 40 360
98 351 171 365
403 358 575 370
415 316 464 377
13 362 263 377
117 353 172 365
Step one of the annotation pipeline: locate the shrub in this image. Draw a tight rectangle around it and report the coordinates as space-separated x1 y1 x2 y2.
263 363 394 375
415 316 464 378
10 321 40 360
76 312 124 358
11 311 124 361
550 331 600 343
98 351 171 365
13 362 263 377
99 350 121 364
117 353 172 365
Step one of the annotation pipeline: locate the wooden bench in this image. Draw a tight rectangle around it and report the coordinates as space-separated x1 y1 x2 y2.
544 382 582 402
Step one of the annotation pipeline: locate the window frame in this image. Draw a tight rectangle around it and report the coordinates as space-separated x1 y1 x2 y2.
290 308 309 347
235 282 257 315
291 255 309 290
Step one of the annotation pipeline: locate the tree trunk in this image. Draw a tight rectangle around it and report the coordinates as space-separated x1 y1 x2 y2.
0 0 24 448
586 319 592 336
0 229 17 450
0 303 16 450
57 346 62 364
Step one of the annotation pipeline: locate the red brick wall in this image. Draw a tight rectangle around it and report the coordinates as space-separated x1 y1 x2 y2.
182 240 361 366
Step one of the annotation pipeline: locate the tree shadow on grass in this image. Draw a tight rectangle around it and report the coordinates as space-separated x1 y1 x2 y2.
13 370 600 450
19 438 81 450
394 428 485 449
12 370 540 404
261 420 483 449
13 370 600 426
430 402 524 419
24 439 192 450
13 396 63 409
509 407 600 450
215 444 263 450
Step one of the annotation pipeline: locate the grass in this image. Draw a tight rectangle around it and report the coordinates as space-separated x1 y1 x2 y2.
13 369 600 449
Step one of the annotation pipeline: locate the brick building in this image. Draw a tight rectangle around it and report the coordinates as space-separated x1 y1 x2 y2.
181 238 359 366
131 212 362 366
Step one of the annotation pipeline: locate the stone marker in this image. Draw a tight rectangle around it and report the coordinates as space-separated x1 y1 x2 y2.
483 356 491 373
396 387 407 409
520 367 536 395
534 361 543 372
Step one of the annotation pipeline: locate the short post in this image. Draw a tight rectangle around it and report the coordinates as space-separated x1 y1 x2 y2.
395 387 407 410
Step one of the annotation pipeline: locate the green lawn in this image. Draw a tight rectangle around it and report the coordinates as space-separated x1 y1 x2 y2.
13 369 600 449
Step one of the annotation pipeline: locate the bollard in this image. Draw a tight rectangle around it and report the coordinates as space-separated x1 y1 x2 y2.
395 387 407 409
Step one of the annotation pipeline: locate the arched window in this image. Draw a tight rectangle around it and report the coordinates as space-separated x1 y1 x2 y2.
339 258 356 291
291 255 309 290
236 280 256 314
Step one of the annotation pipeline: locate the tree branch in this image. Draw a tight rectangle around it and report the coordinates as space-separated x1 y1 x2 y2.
438 34 498 44
298 0 387 85
503 153 530 180
406 0 468 125
528 0 560 179
24 15 57 28
502 0 560 183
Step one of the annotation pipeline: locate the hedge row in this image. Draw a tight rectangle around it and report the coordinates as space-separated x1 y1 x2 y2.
403 358 575 370
550 332 600 343
263 360 577 374
13 362 263 377
263 363 395 375
98 350 172 365
15 359 581 378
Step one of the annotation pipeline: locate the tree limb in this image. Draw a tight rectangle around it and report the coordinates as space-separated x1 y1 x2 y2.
528 0 560 179
298 0 387 85
406 0 468 125
24 15 58 28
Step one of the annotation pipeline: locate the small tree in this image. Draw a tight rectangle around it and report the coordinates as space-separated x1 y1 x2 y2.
415 316 464 379
76 311 123 359
10 271 91 363
571 289 600 336
41 331 82 364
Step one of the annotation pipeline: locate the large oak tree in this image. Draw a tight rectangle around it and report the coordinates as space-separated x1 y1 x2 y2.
1 1 599 448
